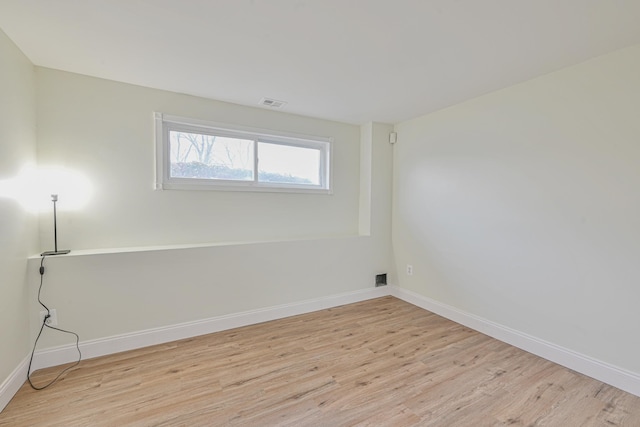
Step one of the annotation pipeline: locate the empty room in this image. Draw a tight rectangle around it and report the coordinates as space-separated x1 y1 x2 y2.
2 1 640 425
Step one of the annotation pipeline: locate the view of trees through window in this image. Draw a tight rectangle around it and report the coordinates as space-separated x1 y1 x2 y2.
169 131 318 185
170 131 254 181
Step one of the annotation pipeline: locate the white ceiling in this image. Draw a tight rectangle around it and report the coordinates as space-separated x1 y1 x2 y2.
1 1 640 125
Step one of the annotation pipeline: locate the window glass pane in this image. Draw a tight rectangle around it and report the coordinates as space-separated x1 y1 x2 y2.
257 142 321 185
169 131 254 181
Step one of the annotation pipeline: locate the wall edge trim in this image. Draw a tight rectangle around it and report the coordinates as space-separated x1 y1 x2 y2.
1 287 390 413
0 356 29 413
11 284 637 410
26 286 391 373
389 285 640 397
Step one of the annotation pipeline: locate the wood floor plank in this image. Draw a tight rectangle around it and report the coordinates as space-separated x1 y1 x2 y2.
2 296 640 426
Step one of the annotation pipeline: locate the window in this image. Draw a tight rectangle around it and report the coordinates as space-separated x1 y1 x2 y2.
155 113 332 193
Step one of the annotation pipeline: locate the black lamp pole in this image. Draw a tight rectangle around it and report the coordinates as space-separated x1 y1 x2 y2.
41 194 70 256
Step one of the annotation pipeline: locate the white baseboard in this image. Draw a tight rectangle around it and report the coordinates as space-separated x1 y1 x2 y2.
0 356 29 413
6 283 639 413
29 286 391 372
1 286 389 412
389 285 640 397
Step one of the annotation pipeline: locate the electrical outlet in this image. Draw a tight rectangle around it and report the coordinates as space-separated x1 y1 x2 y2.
406 264 413 276
39 309 58 327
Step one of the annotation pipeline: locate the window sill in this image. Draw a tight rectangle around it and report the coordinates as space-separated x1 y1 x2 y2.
156 181 332 194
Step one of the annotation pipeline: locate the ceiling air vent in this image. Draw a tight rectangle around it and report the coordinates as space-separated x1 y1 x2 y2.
260 97 287 108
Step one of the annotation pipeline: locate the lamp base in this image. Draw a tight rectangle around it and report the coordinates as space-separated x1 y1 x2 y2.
41 250 71 256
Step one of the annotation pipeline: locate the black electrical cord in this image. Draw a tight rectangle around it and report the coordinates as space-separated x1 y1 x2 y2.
27 255 82 390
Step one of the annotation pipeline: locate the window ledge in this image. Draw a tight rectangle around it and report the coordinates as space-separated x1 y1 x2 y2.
157 181 332 194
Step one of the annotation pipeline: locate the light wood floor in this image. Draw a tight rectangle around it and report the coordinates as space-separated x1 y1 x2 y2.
2 296 640 426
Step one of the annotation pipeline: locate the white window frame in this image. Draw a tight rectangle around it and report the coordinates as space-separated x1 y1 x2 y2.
154 113 333 194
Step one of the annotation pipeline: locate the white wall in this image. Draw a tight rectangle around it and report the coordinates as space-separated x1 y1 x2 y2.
393 45 640 374
28 69 394 349
0 30 37 385
35 68 362 251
